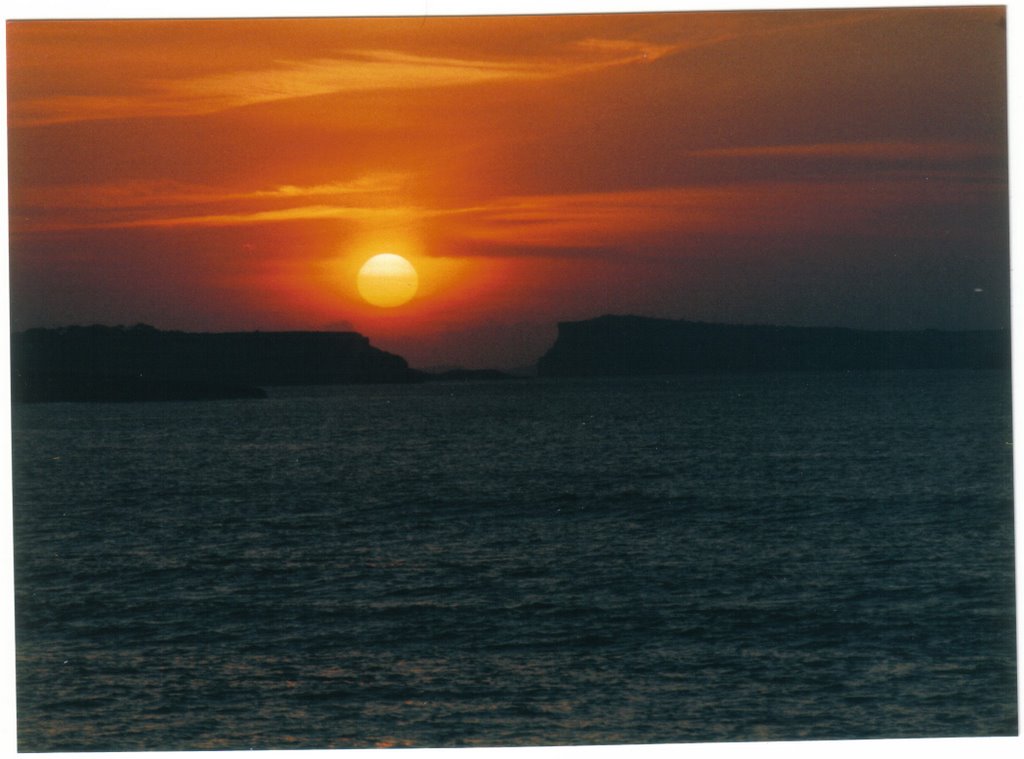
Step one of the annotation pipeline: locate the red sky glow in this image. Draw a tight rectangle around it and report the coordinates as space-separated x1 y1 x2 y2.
6 6 1009 368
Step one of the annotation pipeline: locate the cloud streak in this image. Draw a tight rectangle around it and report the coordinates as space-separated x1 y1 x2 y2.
12 129 1000 260
9 172 418 233
11 39 679 126
692 141 1002 163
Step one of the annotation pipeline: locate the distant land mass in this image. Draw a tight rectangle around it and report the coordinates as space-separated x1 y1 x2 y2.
11 317 1012 402
11 324 416 402
537 315 1011 378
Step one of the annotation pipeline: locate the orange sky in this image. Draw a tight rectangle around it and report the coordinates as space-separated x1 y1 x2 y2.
6 7 1008 368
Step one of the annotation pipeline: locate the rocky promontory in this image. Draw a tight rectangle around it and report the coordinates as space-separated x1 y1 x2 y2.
537 315 1010 377
11 324 417 402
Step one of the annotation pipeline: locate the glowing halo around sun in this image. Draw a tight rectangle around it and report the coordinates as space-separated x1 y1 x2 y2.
356 253 419 307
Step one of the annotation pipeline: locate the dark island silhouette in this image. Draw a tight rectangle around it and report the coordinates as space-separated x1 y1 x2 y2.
537 315 1010 377
12 324 416 402
11 316 1011 402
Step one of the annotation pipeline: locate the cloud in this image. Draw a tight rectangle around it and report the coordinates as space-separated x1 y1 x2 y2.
11 135 1001 251
247 173 410 199
19 204 434 233
12 179 224 210
438 189 719 248
9 173 418 233
431 163 1005 259
680 140 1007 192
692 141 1001 163
11 39 681 126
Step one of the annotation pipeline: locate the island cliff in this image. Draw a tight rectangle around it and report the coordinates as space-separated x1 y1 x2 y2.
12 324 417 402
536 315 1010 377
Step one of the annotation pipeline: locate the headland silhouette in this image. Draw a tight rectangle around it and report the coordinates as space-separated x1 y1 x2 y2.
537 315 1010 377
10 316 1010 402
11 324 414 402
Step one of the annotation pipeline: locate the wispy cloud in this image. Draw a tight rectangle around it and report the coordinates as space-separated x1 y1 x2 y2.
12 39 680 126
111 204 431 230
246 173 410 199
685 140 1008 189
9 172 419 233
13 154 996 243
692 141 1001 163
14 173 411 210
165 51 543 112
15 203 436 234
439 188 718 250
433 167 1003 258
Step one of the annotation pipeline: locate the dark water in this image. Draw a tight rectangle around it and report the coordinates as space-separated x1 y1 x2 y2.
12 371 1017 750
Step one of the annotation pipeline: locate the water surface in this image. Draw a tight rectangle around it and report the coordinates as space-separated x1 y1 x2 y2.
12 371 1017 750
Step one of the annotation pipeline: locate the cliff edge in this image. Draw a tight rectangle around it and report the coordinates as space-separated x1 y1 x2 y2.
536 315 1010 377
12 324 417 402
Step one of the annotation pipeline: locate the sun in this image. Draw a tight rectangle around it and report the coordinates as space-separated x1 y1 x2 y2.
356 253 419 307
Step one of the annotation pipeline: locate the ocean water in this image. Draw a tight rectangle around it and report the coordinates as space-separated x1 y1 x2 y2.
11 371 1017 750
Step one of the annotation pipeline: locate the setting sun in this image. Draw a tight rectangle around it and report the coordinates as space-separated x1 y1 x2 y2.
356 253 419 308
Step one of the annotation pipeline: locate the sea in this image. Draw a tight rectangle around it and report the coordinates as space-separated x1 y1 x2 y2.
10 370 1018 751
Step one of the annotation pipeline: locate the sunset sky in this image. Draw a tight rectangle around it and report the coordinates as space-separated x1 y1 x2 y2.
5 4 1009 369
